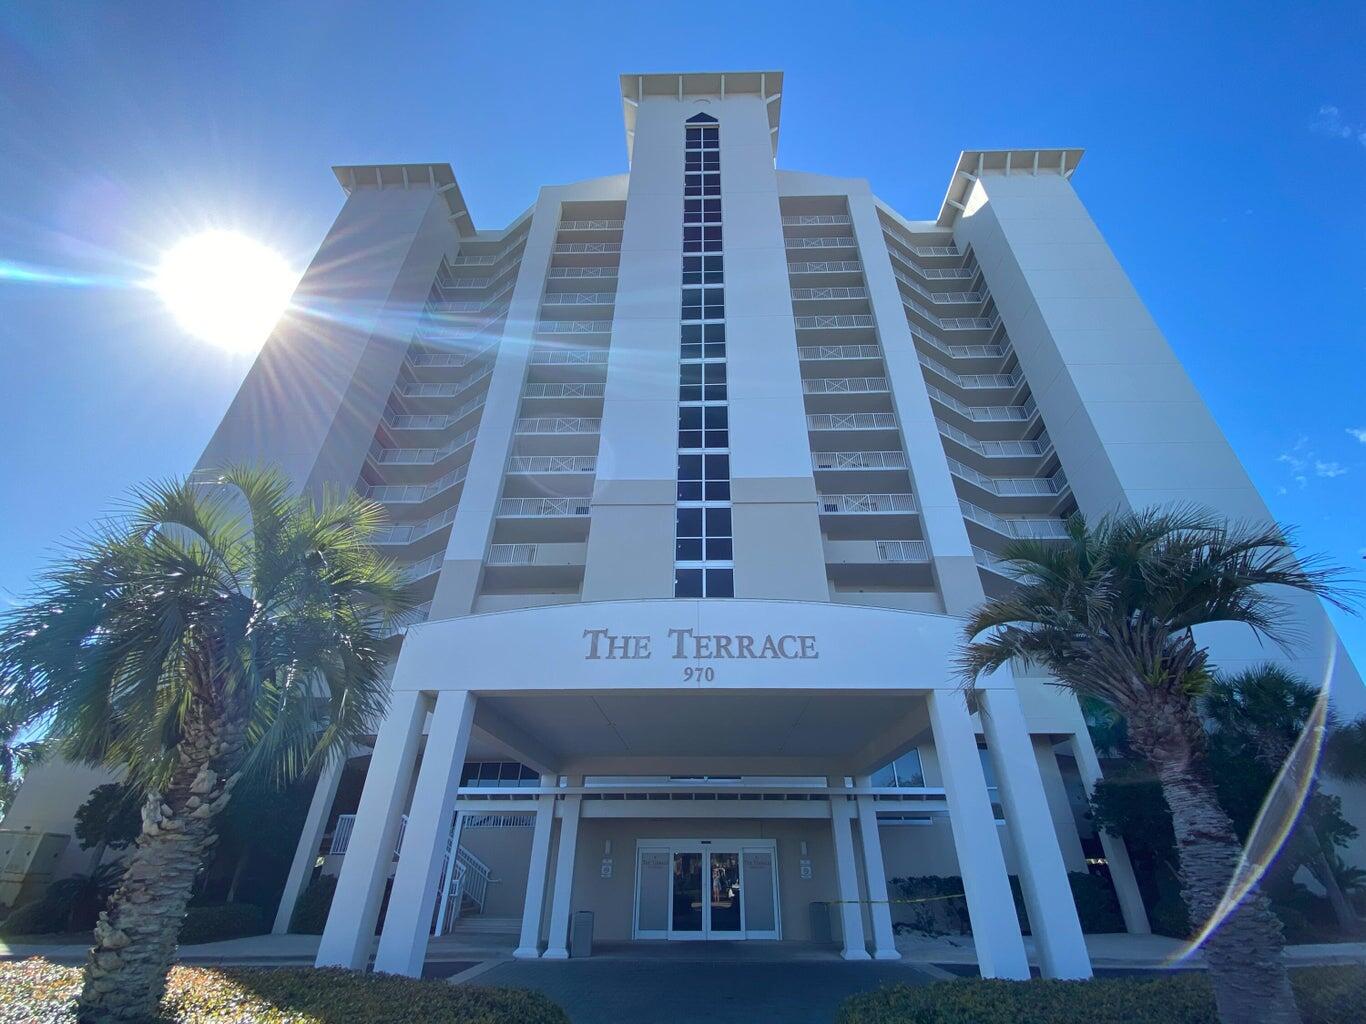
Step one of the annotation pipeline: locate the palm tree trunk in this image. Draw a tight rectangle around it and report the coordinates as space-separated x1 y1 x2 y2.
1305 837 1363 936
76 709 244 1024
1153 754 1301 1024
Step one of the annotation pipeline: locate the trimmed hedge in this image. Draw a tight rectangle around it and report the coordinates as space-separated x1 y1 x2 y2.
179 902 268 945
0 898 68 936
836 966 1366 1024
289 873 337 934
1 959 572 1024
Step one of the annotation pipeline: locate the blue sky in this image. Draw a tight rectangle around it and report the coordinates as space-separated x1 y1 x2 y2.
1 1 1364 664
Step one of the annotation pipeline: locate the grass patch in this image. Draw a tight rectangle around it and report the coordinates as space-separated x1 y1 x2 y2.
0 957 570 1024
837 966 1366 1024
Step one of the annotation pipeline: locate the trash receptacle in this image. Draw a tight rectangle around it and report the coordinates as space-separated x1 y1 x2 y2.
809 901 832 944
570 910 594 958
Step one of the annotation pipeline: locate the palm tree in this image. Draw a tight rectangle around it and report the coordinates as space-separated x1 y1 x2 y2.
1203 663 1366 935
0 468 407 1023
958 507 1355 1024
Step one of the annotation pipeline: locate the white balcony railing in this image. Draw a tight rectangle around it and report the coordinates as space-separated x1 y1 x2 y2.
959 499 1069 540
946 456 1066 497
790 286 869 301
528 349 609 366
370 425 478 465
547 266 618 279
364 464 468 504
803 377 889 395
523 382 606 399
400 366 494 400
507 455 597 473
785 236 858 249
788 260 863 274
973 545 1012 575
795 314 875 330
818 493 917 514
908 324 1009 362
401 551 445 583
925 383 1037 422
807 412 898 431
515 416 602 434
553 242 621 254
798 344 882 361
558 219 625 230
876 540 930 563
540 292 617 307
487 543 539 565
535 320 613 334
812 450 907 471
497 498 592 518
372 505 458 546
782 214 852 226
918 351 1021 389
936 419 1052 459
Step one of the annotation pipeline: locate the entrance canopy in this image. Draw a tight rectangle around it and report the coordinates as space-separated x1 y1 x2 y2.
391 599 1008 777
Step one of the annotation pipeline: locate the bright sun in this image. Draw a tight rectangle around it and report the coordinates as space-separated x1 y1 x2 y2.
153 231 297 353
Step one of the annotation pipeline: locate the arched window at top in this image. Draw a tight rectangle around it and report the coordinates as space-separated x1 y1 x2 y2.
686 112 718 124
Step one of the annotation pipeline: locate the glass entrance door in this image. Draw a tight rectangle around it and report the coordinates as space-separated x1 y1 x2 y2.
635 840 779 940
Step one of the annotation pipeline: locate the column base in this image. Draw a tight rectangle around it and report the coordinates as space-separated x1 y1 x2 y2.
513 947 543 960
542 947 570 960
872 948 902 961
840 948 873 961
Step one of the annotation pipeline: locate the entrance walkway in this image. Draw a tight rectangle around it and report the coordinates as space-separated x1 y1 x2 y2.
472 958 935 1024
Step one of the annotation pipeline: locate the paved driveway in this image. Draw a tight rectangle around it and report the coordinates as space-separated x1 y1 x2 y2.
472 959 934 1024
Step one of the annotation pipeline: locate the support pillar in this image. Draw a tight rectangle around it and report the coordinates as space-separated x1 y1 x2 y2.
927 689 1030 979
273 749 349 934
373 690 477 977
514 777 558 959
316 691 427 969
1071 725 1151 934
853 776 900 960
542 780 582 959
980 687 1092 979
829 781 872 960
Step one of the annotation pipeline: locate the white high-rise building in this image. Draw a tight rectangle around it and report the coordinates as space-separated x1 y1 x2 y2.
3 71 1361 978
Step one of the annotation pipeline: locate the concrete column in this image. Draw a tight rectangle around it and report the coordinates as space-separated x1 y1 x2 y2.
272 750 349 934
1070 725 1151 935
514 777 558 959
828 783 871 961
316 691 428 969
853 777 900 959
927 689 1029 979
373 691 477 977
542 782 583 959
980 688 1092 979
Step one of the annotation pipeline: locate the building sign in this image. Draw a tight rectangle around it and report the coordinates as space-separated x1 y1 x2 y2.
582 627 819 662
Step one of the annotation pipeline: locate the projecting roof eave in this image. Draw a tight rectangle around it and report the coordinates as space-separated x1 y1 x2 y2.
935 149 1085 228
332 163 477 237
619 71 784 164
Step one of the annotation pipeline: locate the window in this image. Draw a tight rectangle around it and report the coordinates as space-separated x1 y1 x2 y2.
675 115 732 599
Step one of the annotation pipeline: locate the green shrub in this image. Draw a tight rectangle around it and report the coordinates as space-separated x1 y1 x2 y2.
1068 872 1125 933
289 873 337 934
0 958 572 1023
836 966 1366 1024
179 902 267 945
0 898 68 936
890 876 972 936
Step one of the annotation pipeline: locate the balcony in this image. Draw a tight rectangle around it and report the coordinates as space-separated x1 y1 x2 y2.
495 497 591 543
902 294 999 333
450 236 527 267
802 376 890 413
824 537 933 586
401 551 444 584
945 457 1068 513
521 381 605 416
785 237 857 251
534 320 613 337
918 351 1021 393
369 425 477 468
516 416 601 435
528 349 610 367
557 219 625 231
797 344 884 376
483 542 587 590
935 418 1053 469
812 450 909 492
959 499 1069 541
504 455 597 498
399 365 494 402
547 267 618 280
782 215 852 226
888 257 985 305
907 324 1009 365
787 261 863 283
551 241 622 267
818 493 918 539
540 292 617 310
371 505 458 554
925 384 1038 432
363 464 468 508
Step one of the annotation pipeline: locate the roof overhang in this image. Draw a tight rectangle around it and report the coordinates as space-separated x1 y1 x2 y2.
332 163 476 237
935 149 1085 228
619 71 783 164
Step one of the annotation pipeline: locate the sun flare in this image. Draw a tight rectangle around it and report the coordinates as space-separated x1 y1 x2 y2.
153 231 297 352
